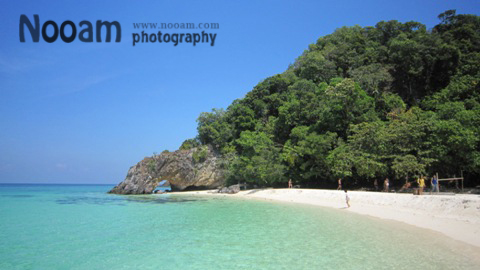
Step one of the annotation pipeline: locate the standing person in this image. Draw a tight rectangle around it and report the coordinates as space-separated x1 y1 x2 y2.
337 178 342 190
417 176 425 195
288 178 293 189
344 190 350 208
384 178 389 192
430 175 439 194
374 179 379 191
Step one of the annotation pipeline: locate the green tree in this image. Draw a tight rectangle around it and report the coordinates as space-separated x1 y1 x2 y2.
229 131 286 185
314 78 377 138
282 126 337 182
197 108 233 150
293 50 337 83
179 138 200 150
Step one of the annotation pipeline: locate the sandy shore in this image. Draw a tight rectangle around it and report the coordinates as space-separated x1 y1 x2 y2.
172 188 480 248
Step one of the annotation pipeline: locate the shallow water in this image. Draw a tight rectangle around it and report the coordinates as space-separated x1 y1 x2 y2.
0 184 478 269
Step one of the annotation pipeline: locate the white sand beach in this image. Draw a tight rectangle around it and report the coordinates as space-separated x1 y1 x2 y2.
174 189 480 248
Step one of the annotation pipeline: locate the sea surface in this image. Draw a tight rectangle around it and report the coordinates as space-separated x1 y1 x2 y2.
0 184 479 270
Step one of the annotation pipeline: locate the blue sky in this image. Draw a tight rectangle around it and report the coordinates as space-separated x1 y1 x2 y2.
1 0 479 184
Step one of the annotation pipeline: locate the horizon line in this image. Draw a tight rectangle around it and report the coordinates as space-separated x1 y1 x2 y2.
0 182 116 185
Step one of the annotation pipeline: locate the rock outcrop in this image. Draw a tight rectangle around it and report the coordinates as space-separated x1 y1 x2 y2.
108 146 225 194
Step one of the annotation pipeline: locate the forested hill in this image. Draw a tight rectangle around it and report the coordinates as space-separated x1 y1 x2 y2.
181 10 480 188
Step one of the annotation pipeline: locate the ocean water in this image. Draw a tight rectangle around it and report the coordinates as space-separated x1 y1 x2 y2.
0 184 479 270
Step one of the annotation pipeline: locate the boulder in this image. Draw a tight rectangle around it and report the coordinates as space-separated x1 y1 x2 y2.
217 184 241 194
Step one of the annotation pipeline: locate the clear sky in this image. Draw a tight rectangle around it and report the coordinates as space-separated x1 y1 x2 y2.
1 0 479 184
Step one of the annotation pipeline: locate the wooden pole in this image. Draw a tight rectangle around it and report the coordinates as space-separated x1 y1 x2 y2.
461 170 464 193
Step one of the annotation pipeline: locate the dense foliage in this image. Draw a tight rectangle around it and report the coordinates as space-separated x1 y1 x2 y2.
183 11 480 188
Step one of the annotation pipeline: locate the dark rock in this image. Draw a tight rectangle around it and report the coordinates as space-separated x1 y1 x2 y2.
109 145 225 194
218 187 229 193
466 188 480 195
229 184 241 193
217 184 241 194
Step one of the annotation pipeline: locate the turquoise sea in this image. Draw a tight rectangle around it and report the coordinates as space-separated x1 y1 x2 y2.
0 184 479 270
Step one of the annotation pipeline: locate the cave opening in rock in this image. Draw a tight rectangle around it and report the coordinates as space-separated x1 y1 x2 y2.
153 180 172 193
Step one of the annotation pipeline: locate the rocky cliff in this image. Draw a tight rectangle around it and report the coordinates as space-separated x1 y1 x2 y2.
108 146 225 194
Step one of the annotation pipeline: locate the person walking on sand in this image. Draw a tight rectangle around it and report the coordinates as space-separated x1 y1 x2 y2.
417 176 425 195
383 178 389 192
288 178 293 189
430 175 439 194
345 190 350 208
337 178 342 190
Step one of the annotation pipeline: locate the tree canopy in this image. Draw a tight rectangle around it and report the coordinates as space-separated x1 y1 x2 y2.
186 10 480 188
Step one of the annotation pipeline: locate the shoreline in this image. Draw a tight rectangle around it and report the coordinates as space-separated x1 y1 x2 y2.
170 188 480 248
